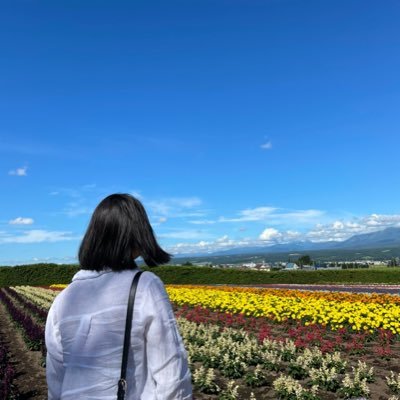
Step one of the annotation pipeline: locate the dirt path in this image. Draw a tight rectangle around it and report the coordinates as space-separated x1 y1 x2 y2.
0 300 47 399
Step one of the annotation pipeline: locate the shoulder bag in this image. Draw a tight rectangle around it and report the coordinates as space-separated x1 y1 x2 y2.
117 270 144 400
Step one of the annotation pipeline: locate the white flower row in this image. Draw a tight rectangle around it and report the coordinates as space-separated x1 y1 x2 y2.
176 318 378 399
12 286 58 309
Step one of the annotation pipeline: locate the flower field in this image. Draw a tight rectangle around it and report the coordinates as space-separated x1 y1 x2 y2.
167 285 400 333
2 284 400 399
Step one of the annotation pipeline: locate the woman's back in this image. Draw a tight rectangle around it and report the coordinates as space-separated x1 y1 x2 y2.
46 268 192 400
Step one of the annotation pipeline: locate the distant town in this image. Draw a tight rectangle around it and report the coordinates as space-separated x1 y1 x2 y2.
177 256 400 271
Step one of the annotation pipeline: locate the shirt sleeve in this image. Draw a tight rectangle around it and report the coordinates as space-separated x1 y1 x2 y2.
45 302 65 400
143 275 192 400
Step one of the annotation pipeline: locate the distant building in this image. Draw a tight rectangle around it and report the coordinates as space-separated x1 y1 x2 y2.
242 262 257 269
284 262 299 270
258 263 271 271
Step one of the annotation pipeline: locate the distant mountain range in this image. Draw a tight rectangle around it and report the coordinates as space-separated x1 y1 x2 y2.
207 227 400 257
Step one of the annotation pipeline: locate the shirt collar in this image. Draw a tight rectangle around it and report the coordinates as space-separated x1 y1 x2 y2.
72 268 113 281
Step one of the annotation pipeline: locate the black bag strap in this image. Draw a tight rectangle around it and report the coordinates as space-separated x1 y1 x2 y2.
117 270 143 400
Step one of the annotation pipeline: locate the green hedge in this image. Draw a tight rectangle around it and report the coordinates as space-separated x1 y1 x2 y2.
151 266 400 285
1 264 400 287
0 264 79 287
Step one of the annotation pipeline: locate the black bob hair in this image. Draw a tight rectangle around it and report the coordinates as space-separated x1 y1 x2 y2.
78 193 171 271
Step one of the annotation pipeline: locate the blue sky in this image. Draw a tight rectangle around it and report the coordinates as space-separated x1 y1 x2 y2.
1 0 400 265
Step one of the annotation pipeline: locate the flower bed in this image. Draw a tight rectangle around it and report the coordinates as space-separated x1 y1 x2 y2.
0 289 45 354
167 285 400 333
4 284 400 399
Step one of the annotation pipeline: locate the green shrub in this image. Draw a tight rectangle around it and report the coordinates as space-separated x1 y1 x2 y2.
0 264 78 287
1 264 400 288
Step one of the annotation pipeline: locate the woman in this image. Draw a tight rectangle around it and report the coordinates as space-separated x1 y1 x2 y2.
45 193 193 399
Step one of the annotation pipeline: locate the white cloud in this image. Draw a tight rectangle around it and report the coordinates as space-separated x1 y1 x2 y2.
0 255 79 266
364 213 400 227
9 217 34 225
332 221 345 230
167 236 253 255
63 202 92 217
285 230 302 240
167 233 279 255
158 217 167 223
8 166 28 176
147 197 203 218
52 188 81 198
0 230 80 244
51 185 109 217
171 197 202 208
174 211 208 218
216 235 230 243
161 212 400 255
259 228 301 243
159 229 210 240
306 214 400 242
261 141 272 150
219 207 324 224
188 219 216 225
101 191 205 220
277 209 325 222
129 190 143 200
219 207 278 222
259 228 282 241
148 201 171 216
165 213 400 255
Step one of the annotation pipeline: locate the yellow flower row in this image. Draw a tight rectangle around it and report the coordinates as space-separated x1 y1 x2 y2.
166 285 400 334
169 284 400 305
49 284 68 289
49 282 400 333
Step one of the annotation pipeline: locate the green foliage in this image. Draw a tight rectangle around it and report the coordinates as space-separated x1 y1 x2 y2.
389 257 400 267
151 266 400 285
217 381 240 400
0 264 78 287
245 365 268 387
297 255 312 266
192 366 220 394
287 363 308 380
149 266 400 285
220 355 246 379
1 263 400 287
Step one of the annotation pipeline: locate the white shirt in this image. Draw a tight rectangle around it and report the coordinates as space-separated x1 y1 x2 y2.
45 268 192 400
